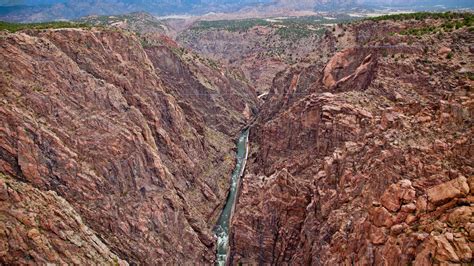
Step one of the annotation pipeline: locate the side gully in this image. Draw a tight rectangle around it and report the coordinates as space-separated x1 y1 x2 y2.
213 128 250 266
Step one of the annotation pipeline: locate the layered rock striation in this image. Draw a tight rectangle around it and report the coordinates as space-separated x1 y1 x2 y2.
231 18 473 265
0 173 127 265
0 27 257 264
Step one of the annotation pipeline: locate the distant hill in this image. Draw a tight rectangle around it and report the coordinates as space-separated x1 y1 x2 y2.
0 0 274 22
0 0 473 22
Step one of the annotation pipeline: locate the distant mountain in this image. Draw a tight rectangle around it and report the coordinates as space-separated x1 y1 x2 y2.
0 0 473 22
274 0 474 10
0 0 275 22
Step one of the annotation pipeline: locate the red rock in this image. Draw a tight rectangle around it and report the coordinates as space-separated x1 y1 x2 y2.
438 47 452 56
0 174 126 265
468 175 474 192
426 176 470 205
400 203 416 213
0 28 257 264
467 223 474 242
405 214 417 225
370 207 394 228
2 15 472 265
448 206 473 226
230 17 473 265
381 187 403 212
417 115 432 123
390 223 407 235
416 196 428 213
370 225 387 245
432 234 472 262
381 179 416 212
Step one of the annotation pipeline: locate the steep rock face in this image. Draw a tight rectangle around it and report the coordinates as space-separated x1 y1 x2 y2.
177 19 341 94
231 19 473 265
144 38 257 134
0 28 257 264
0 174 127 265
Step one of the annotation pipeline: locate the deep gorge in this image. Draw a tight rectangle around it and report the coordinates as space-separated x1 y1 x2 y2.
1 10 473 265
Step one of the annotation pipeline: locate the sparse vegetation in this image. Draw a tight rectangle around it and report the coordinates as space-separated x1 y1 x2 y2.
468 73 474 81
275 26 325 41
375 12 474 36
140 38 153 48
369 11 472 22
78 12 165 34
190 15 354 41
0 21 89 32
192 18 270 32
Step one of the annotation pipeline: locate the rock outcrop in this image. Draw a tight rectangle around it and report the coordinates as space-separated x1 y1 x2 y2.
0 173 127 265
177 17 342 94
231 18 473 265
0 27 257 264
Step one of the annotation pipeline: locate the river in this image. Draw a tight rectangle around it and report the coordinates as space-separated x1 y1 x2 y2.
213 129 250 266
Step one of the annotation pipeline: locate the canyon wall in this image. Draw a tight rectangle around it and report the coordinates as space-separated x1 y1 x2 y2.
0 28 257 264
1 13 472 265
231 18 473 265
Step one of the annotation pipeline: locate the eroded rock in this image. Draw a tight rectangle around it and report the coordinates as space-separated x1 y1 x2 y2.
427 176 470 205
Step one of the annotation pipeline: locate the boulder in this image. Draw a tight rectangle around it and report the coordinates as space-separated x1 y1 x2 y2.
370 225 387 245
426 176 470 205
381 179 416 212
370 207 394 227
438 47 452 56
390 223 407 235
416 195 428 213
433 235 459 262
447 206 473 227
433 234 472 263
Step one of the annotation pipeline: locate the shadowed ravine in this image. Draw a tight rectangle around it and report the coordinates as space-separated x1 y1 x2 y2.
214 129 250 265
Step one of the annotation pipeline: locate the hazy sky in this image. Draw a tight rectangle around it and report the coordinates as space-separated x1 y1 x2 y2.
1 0 473 6
0 0 472 10
0 0 66 6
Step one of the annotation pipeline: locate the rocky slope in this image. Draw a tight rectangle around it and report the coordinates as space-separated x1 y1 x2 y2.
78 12 169 35
231 14 474 264
0 173 127 265
0 26 257 264
1 11 473 265
177 15 355 94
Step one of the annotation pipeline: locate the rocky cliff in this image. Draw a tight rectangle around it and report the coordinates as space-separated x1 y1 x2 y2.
0 27 257 264
231 15 473 265
0 173 127 265
177 15 352 94
1 12 473 265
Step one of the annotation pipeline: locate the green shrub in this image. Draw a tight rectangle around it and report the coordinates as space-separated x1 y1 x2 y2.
396 12 473 36
468 73 474 81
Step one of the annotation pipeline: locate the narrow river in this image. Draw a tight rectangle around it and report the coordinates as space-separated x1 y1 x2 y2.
214 129 250 266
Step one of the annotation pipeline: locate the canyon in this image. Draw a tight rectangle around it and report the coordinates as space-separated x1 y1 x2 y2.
0 11 473 265
0 26 257 264
177 14 352 94
230 14 474 264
